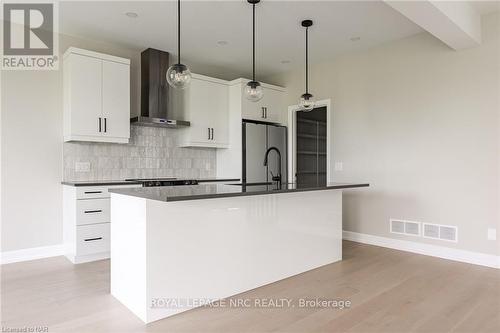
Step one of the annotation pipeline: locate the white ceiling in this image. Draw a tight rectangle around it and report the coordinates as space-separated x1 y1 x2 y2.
469 0 500 15
59 1 492 80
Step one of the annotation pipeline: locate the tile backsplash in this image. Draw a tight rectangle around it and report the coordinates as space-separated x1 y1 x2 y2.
63 125 216 181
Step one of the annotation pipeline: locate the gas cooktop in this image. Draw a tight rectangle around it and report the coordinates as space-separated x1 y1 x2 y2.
126 178 177 182
125 178 198 187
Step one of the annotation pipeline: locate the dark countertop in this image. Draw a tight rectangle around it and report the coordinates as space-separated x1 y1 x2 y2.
61 178 240 187
197 178 240 183
61 180 142 186
108 182 369 202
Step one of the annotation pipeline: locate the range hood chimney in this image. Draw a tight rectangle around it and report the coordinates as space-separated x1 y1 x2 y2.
131 48 190 128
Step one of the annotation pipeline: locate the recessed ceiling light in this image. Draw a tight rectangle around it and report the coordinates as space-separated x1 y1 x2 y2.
280 60 291 64
125 12 138 18
350 36 361 42
216 40 228 46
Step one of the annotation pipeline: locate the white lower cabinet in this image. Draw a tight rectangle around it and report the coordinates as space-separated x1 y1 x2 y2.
76 224 110 256
63 184 140 264
76 198 110 225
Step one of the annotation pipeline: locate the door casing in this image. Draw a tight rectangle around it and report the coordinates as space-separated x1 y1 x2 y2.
287 99 332 184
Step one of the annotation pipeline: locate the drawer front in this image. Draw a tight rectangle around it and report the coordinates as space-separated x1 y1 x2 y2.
76 223 110 256
76 186 110 199
75 184 142 199
76 199 110 225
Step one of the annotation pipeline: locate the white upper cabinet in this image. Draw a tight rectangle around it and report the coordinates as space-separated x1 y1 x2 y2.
178 76 284 152
240 81 286 124
65 53 102 138
64 48 130 143
178 74 229 148
102 60 130 140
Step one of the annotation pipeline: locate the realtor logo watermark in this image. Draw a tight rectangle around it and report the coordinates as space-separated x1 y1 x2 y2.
1 1 59 70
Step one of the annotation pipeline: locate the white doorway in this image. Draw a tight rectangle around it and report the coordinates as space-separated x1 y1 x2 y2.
287 99 332 184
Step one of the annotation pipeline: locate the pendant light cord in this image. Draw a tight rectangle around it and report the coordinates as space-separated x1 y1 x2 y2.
305 26 309 94
177 0 181 65
252 3 256 82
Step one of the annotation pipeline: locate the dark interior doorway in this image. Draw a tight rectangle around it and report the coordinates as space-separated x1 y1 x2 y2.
296 106 327 185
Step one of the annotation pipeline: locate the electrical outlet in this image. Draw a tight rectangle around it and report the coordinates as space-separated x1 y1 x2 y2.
334 162 343 171
75 162 91 172
487 228 497 241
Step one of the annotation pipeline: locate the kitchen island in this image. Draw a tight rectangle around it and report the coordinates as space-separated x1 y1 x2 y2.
109 182 368 323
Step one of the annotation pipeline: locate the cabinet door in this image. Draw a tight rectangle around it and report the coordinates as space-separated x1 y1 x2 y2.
69 54 102 137
262 88 285 124
185 77 229 146
186 78 212 144
241 85 266 122
102 60 130 140
208 82 229 145
241 85 285 124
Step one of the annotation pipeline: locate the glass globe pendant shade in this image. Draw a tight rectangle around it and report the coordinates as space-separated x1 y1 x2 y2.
166 63 191 89
244 81 264 102
299 93 315 112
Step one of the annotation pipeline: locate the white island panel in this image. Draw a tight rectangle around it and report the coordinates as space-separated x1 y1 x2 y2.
111 190 342 323
110 194 148 322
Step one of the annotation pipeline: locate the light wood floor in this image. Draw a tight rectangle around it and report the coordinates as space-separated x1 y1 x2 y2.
1 241 499 333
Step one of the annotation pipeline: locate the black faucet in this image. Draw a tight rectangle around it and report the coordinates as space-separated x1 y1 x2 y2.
263 146 282 188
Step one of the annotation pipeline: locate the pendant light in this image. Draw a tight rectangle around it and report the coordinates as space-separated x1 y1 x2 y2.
299 20 314 112
166 0 191 89
244 0 263 102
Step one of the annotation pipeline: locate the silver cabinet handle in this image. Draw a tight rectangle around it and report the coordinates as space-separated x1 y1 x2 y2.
211 128 214 140
84 191 102 194
265 107 267 118
208 128 211 140
98 118 102 132
262 107 265 118
104 118 107 133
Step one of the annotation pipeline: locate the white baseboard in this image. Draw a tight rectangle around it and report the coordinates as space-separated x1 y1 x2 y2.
65 251 110 264
1 244 64 265
3 234 498 269
343 230 500 269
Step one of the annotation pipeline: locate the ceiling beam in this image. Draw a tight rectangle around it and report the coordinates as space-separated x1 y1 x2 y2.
384 0 481 50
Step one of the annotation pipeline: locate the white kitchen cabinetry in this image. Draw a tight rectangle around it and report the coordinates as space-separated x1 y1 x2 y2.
216 79 286 179
63 184 140 264
179 74 229 148
241 83 286 124
63 47 130 144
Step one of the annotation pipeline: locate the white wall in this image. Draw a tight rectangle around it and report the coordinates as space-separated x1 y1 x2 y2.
267 13 500 256
1 33 141 252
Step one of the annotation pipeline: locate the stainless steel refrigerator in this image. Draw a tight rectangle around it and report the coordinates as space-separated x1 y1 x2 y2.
242 120 287 184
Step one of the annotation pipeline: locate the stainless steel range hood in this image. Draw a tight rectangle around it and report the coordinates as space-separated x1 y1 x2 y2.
131 116 190 128
131 48 190 128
